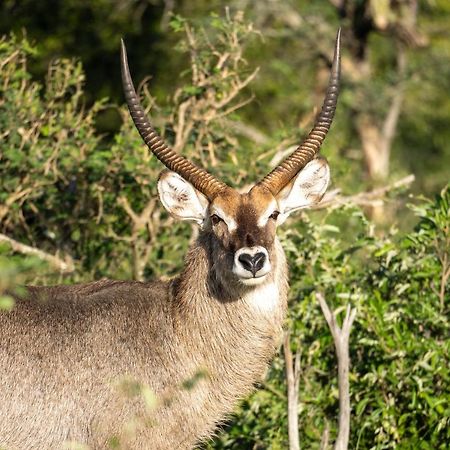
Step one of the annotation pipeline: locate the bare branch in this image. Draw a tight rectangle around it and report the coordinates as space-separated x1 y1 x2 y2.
212 67 259 110
220 119 269 145
256 137 299 163
215 52 230 71
160 0 175 31
0 186 34 222
284 331 301 450
316 293 356 450
346 0 423 181
0 233 75 273
438 254 449 312
327 0 345 9
312 174 415 210
117 196 157 281
381 50 406 151
320 420 330 450
117 196 139 224
185 23 199 85
172 98 195 153
214 94 255 120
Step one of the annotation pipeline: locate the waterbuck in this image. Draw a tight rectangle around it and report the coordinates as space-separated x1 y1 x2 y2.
0 30 341 449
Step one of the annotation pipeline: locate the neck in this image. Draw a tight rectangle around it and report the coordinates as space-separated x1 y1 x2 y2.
162 232 289 442
170 231 289 356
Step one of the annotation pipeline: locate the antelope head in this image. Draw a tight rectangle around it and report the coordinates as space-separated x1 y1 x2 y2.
120 31 341 287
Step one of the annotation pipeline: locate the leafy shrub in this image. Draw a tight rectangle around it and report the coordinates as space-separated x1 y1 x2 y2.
208 187 449 449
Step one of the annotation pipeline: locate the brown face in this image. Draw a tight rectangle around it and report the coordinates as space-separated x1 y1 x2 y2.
208 187 280 286
158 159 331 287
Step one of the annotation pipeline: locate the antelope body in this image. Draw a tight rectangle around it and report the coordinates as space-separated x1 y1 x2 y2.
0 31 341 450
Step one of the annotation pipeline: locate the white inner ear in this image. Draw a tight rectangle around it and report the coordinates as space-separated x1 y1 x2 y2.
277 158 330 221
157 171 209 225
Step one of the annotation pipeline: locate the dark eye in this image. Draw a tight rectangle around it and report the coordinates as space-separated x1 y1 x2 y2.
269 211 280 221
210 214 223 226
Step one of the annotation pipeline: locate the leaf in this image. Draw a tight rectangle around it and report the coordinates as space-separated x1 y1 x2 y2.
0 295 15 311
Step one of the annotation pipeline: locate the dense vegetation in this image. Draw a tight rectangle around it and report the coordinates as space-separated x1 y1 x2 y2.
1 2 449 449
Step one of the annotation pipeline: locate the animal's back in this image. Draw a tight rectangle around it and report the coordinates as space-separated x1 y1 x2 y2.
0 279 186 449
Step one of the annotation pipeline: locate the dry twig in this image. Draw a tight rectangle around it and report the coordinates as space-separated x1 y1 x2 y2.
316 293 356 450
284 331 302 450
0 233 74 273
220 118 269 145
312 174 415 210
320 420 330 450
117 196 158 281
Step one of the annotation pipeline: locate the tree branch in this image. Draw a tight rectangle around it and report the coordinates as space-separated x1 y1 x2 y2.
316 293 356 450
212 67 259 110
320 420 330 450
438 251 449 312
117 196 157 281
221 119 269 145
312 174 415 210
284 331 301 450
0 233 75 273
374 46 407 179
327 0 345 9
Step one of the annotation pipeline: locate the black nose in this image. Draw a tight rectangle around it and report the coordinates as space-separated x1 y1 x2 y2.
238 252 266 276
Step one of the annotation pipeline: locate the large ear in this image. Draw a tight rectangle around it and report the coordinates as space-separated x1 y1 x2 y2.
276 158 330 221
157 171 209 225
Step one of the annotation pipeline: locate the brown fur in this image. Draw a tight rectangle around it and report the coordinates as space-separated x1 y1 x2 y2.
210 187 277 251
0 199 288 449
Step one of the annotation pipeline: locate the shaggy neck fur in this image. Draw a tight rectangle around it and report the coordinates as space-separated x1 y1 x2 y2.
164 232 289 446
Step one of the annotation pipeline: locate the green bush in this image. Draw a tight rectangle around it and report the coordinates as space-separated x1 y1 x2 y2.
208 187 449 449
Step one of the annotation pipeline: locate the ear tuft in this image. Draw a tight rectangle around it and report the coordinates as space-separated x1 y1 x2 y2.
277 158 330 217
157 171 209 225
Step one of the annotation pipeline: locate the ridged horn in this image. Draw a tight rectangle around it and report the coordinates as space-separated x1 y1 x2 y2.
256 29 341 195
120 39 228 200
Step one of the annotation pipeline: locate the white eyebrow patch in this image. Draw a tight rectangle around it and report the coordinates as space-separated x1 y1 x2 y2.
257 200 278 228
211 206 237 232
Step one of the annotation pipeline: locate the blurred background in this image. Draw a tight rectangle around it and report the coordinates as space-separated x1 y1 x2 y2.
1 0 449 192
0 1 449 449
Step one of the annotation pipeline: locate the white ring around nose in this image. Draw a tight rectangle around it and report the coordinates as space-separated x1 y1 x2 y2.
233 246 271 284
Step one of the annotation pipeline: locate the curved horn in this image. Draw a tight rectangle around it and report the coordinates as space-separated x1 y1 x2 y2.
120 39 228 200
256 29 341 195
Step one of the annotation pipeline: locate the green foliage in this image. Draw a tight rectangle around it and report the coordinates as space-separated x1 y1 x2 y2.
1 14 449 450
0 34 109 282
0 15 273 283
0 247 44 309
207 187 449 449
2 1 449 193
0 0 165 103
